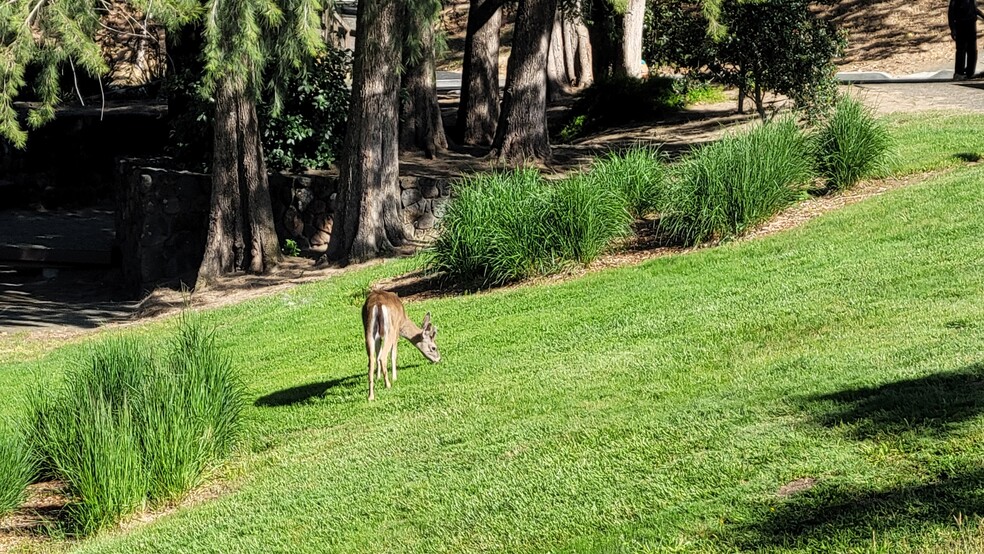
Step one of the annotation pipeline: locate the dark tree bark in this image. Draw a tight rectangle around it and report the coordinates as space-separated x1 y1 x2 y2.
325 0 407 265
587 0 618 81
197 77 281 288
400 4 448 157
619 0 646 78
490 0 559 163
455 0 502 146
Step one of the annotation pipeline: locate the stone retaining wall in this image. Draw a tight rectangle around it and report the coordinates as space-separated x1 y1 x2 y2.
115 158 452 291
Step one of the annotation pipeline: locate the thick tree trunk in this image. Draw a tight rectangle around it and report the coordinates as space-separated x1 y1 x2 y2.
619 0 645 78
456 0 502 146
400 5 448 158
561 16 578 85
490 0 559 163
573 10 593 87
546 11 572 100
325 0 407 265
197 78 281 288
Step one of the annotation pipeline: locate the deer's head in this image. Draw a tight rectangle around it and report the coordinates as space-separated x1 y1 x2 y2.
418 312 441 363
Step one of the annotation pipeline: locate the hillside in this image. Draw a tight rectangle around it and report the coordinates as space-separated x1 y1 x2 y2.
438 0 956 77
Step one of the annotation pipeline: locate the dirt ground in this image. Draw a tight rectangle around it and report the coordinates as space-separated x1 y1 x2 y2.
1 0 983 348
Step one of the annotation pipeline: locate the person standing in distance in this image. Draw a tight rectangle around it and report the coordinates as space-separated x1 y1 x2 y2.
950 0 984 79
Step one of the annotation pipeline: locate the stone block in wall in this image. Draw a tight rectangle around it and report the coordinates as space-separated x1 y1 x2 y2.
401 187 422 208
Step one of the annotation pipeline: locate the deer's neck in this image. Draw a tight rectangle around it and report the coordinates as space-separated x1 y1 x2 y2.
400 319 423 343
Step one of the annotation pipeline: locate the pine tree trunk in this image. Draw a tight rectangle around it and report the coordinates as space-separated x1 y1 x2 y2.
491 0 559 163
400 5 448 158
574 10 593 87
619 0 645 78
456 0 502 146
197 77 281 288
325 0 407 265
561 16 578 86
546 11 572 100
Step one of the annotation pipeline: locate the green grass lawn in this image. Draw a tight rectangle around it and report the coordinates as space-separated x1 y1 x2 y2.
3 112 984 553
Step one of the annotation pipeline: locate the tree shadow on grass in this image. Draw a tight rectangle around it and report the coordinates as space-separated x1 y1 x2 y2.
726 364 984 549
807 363 984 439
255 374 362 407
729 467 984 550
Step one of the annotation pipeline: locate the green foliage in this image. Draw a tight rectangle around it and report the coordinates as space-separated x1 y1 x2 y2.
429 168 631 285
282 239 301 257
715 0 846 119
0 420 35 517
261 50 351 171
646 0 845 119
587 145 669 218
660 117 813 244
812 95 892 191
26 319 245 534
558 115 587 143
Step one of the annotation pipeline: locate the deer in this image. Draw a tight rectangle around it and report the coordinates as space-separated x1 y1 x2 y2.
361 290 440 401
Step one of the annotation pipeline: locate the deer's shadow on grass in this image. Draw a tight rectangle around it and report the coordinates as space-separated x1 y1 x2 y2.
255 374 362 407
808 363 984 439
728 364 984 549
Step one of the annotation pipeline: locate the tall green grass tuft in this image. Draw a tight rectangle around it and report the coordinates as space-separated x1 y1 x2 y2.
587 146 668 218
430 168 555 286
812 95 891 191
660 117 813 245
25 319 245 534
547 174 632 264
0 419 35 517
430 168 632 285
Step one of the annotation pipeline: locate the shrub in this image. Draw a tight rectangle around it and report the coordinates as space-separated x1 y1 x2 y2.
430 168 632 285
27 319 246 534
812 95 891 191
587 146 668 218
261 49 351 171
660 117 813 245
0 421 35 517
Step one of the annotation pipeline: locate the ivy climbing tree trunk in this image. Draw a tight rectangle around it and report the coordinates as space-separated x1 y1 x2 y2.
197 77 281 288
400 3 448 158
490 0 558 163
455 0 502 146
325 0 408 264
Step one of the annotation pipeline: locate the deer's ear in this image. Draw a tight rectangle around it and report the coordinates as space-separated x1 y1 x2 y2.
432 326 438 337
423 312 432 328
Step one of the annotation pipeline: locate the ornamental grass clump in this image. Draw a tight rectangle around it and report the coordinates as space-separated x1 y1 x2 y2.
430 168 632 286
660 117 813 245
0 420 35 517
812 94 891 191
587 146 668 218
546 174 632 264
26 319 246 534
430 168 554 286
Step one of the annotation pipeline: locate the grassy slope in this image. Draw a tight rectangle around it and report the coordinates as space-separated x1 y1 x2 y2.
2 113 984 553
